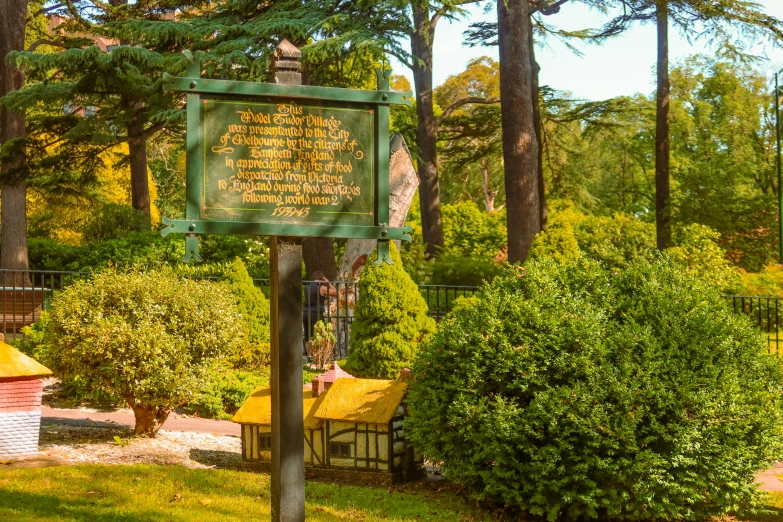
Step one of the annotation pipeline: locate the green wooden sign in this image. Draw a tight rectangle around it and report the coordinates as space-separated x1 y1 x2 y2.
201 99 375 227
160 50 413 262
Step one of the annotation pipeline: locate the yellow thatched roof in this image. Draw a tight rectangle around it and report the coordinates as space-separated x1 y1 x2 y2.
313 378 407 425
232 386 326 430
0 342 52 379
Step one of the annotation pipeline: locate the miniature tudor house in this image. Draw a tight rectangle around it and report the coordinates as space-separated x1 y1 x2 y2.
232 362 421 484
0 336 52 459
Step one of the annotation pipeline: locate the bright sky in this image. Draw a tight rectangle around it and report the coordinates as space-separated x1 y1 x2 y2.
390 0 783 101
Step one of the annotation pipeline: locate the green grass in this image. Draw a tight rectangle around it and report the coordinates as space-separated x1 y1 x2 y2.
0 465 491 522
736 491 783 522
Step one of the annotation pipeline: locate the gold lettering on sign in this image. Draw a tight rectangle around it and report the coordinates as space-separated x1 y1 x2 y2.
206 100 371 222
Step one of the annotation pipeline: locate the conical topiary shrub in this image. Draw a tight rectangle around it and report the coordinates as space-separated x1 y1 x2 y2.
347 243 436 378
223 257 270 368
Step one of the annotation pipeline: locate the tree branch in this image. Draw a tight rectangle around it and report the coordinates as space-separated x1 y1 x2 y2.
529 0 571 16
431 0 482 30
26 39 70 52
28 3 65 21
436 96 499 126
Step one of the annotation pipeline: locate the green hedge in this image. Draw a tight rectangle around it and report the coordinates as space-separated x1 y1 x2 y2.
407 257 783 520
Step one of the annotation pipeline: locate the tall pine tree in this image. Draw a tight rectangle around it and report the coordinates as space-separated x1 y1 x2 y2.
598 0 783 250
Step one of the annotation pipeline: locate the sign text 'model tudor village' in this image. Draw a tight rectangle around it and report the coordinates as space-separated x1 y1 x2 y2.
201 99 375 227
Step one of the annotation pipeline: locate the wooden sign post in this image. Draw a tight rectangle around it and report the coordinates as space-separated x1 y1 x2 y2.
269 42 305 522
161 41 412 522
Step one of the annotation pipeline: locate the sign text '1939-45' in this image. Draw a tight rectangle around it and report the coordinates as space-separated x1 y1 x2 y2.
201 99 375 226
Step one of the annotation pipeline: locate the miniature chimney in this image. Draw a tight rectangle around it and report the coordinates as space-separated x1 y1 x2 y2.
311 361 354 397
269 39 302 85
399 368 411 382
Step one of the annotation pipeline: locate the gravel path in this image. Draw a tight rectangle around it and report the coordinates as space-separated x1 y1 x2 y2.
37 423 242 469
41 405 241 436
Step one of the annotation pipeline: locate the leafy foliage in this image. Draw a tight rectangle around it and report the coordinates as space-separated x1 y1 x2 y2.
82 203 151 243
428 253 505 287
407 258 783 520
36 267 244 435
441 201 506 258
530 206 738 290
310 320 337 370
402 200 506 285
24 231 270 278
222 258 270 368
184 369 267 420
347 243 435 379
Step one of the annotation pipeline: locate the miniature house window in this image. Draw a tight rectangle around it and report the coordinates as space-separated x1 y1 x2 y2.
259 434 272 450
329 442 351 458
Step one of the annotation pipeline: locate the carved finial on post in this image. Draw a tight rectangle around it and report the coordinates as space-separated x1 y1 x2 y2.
270 39 302 86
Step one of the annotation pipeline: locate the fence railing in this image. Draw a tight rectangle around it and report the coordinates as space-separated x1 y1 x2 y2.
0 270 91 341
722 295 781 354
5 269 782 357
0 270 479 355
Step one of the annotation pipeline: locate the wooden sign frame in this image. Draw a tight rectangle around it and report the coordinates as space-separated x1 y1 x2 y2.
160 50 413 263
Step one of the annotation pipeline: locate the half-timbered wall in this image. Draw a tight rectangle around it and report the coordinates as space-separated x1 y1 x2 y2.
242 424 324 465
241 405 408 476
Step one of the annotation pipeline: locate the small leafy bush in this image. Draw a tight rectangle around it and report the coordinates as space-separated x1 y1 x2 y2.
27 238 82 271
37 267 244 436
407 257 783 520
441 201 506 258
530 206 656 272
222 258 271 368
198 235 270 278
81 203 150 243
530 206 738 290
347 243 436 378
428 252 504 287
310 320 336 370
184 368 267 420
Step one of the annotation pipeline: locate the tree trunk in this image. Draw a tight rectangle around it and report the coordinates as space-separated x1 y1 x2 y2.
411 1 444 257
303 238 337 280
655 0 671 250
127 119 151 226
127 399 170 437
0 0 30 277
530 18 547 230
480 157 495 213
338 134 419 278
497 0 540 264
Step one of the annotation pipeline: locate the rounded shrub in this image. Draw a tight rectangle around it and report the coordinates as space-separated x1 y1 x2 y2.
38 267 244 436
82 203 150 242
407 256 783 520
222 257 270 368
347 243 436 379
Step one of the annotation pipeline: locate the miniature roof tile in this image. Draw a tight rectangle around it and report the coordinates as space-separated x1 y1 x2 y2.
0 342 52 379
314 361 354 385
275 39 301 59
313 378 407 426
231 386 326 430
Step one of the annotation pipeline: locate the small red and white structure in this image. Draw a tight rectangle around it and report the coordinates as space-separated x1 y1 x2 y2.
0 335 52 459
311 361 354 397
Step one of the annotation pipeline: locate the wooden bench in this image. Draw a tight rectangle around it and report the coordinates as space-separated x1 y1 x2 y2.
0 289 48 333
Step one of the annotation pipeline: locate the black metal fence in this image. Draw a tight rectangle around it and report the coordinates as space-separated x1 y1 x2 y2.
723 295 782 354
0 269 90 341
8 269 777 357
0 270 479 354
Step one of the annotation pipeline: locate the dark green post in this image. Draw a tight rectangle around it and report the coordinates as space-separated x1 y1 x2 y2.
777 71 783 264
269 40 305 522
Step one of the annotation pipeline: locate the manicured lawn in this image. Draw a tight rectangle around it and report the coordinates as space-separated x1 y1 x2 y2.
0 464 491 521
741 492 783 522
